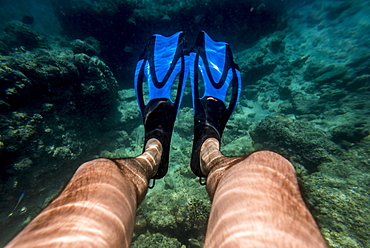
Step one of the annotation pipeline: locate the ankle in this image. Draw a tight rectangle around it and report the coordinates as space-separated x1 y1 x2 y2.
114 139 162 204
200 138 242 200
200 138 222 175
136 138 162 179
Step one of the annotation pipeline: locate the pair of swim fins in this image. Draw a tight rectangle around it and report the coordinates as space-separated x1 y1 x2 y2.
134 31 242 181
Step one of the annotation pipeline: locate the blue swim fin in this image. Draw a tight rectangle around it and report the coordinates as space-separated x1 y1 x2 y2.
190 31 242 179
134 31 188 180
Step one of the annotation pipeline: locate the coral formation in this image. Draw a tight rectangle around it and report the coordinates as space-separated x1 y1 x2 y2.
250 115 342 173
0 0 369 247
0 21 121 243
132 232 182 248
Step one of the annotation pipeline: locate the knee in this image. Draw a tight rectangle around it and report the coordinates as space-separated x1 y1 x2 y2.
74 158 119 177
243 150 297 182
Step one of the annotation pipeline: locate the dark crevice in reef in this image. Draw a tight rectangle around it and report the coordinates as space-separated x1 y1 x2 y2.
51 0 295 87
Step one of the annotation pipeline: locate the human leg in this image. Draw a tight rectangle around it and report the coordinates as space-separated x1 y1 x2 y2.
201 138 328 248
6 138 162 248
188 31 326 247
7 31 187 248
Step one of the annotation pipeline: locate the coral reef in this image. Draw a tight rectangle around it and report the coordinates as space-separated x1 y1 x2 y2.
301 135 370 247
250 115 342 173
132 232 182 248
0 24 119 176
134 179 210 247
0 0 369 247
1 21 46 51
0 21 121 244
128 1 370 246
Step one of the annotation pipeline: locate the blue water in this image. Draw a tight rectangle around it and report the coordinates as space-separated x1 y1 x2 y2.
0 0 369 247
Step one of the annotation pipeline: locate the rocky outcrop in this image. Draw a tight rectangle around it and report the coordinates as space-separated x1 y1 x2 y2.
0 22 119 182
250 115 342 173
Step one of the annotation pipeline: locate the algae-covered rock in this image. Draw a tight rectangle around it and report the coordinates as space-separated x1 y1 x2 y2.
346 50 370 68
0 49 118 114
345 74 370 91
250 115 342 173
70 37 101 56
0 21 46 50
303 63 335 82
331 122 370 144
300 139 370 248
314 65 347 85
13 158 33 171
138 188 210 236
267 31 286 53
0 41 9 55
0 23 119 194
290 92 325 115
135 175 210 247
132 232 182 248
326 0 353 20
237 46 278 84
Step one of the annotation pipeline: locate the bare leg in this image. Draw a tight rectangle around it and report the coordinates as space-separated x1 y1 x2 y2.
6 138 162 248
201 138 328 248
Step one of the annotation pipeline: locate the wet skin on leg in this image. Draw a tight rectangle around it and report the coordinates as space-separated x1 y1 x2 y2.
201 138 328 248
6 138 162 248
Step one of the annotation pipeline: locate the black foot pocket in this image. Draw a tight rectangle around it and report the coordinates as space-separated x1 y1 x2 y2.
143 99 177 179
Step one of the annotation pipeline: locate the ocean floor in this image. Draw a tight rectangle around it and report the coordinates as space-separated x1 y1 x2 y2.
0 0 369 247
